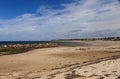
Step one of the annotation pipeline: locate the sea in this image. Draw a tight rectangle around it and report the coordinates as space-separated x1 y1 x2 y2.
0 41 51 46
0 41 94 47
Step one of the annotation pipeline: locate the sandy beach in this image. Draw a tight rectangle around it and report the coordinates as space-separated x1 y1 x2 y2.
0 40 120 79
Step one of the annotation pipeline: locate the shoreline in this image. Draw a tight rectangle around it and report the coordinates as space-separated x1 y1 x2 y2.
0 40 120 79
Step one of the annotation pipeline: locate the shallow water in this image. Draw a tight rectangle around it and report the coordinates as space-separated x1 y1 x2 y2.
53 41 95 46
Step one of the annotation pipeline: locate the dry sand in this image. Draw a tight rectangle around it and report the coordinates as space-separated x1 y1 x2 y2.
0 40 120 79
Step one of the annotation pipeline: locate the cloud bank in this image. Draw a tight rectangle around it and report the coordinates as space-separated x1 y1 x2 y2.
0 0 120 41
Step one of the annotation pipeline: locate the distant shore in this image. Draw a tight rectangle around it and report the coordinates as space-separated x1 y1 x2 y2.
52 37 120 41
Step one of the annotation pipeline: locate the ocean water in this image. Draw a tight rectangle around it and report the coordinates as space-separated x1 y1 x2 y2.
0 41 51 46
0 41 94 46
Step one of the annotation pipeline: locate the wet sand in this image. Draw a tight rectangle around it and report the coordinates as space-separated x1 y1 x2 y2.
0 40 120 79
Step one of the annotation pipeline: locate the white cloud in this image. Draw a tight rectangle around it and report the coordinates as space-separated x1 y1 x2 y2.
0 0 120 40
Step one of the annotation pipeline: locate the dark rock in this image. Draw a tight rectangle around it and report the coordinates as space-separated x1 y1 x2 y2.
117 76 120 79
64 71 86 79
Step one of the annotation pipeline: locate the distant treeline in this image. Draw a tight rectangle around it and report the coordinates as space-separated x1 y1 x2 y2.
53 37 120 41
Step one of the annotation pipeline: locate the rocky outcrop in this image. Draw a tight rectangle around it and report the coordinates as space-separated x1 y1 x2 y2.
0 43 58 55
0 43 58 49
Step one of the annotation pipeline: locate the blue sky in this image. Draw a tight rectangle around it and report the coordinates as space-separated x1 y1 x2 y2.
0 0 75 19
0 0 120 41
